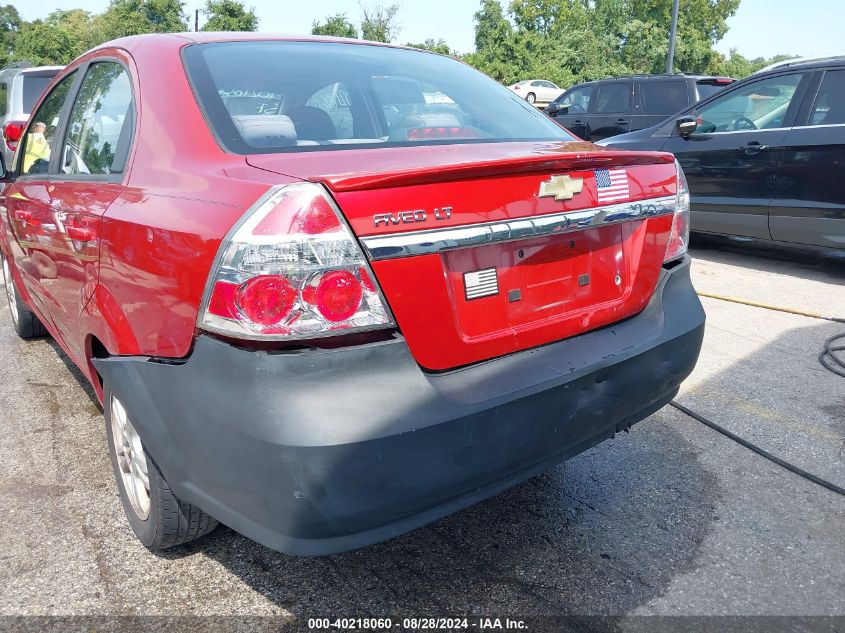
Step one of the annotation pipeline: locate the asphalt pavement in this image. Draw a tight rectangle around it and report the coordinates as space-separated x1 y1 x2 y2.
1 236 843 629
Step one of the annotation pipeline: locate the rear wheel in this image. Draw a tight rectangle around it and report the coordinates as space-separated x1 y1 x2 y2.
526 92 536 104
105 387 218 550
2 252 48 339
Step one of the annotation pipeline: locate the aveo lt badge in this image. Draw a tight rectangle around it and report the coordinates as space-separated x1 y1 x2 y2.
539 175 584 201
373 207 452 227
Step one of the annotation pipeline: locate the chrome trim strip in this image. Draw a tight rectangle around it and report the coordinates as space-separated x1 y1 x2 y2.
360 195 676 261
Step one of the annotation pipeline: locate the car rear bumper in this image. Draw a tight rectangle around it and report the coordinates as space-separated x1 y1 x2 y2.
94 257 704 556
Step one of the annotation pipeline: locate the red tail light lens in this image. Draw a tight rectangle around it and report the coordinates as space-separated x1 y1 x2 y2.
664 160 691 263
199 183 394 340
3 121 26 152
236 275 296 326
307 270 364 322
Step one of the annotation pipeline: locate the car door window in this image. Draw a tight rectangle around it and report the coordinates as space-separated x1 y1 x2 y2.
557 85 592 114
0 83 7 116
62 62 133 176
18 72 76 175
638 80 688 114
806 69 845 126
594 82 631 114
692 74 803 134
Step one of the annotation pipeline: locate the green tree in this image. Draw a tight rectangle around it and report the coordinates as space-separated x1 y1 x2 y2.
95 0 187 41
465 0 753 85
360 3 400 43
473 0 511 53
509 0 590 36
595 0 740 74
405 38 452 55
311 13 357 38
13 21 76 65
46 9 97 58
201 0 258 31
717 50 794 78
0 4 21 67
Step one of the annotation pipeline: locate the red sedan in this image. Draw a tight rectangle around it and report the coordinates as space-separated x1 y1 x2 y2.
0 33 703 555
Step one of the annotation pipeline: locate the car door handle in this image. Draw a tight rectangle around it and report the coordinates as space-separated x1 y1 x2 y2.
616 119 630 124
741 142 770 155
65 226 96 242
572 120 585 125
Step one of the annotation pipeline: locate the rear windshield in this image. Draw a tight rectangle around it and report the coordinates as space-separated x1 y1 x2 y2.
22 75 56 113
183 41 573 154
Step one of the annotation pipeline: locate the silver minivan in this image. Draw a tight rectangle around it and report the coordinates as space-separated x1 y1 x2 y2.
0 63 63 165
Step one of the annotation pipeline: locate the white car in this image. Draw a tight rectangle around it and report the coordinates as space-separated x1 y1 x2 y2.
508 79 565 105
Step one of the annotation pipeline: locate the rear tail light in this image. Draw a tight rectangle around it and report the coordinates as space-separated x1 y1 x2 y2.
664 160 690 263
198 183 394 340
3 121 26 152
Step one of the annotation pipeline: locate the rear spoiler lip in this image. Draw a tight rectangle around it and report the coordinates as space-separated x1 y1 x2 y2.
313 149 676 193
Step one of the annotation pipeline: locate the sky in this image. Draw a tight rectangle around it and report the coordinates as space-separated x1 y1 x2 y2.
18 0 845 59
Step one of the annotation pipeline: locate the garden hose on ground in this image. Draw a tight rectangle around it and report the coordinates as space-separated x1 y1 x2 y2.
668 291 845 499
669 401 845 498
819 333 845 378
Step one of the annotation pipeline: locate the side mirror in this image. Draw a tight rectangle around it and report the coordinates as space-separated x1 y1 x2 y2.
675 116 698 138
0 152 7 180
546 102 561 115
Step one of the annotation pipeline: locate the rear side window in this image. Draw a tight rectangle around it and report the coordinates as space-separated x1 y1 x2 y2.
594 82 631 114
22 75 55 113
696 81 730 100
19 71 76 175
183 41 573 154
61 62 134 176
638 80 688 114
807 69 845 126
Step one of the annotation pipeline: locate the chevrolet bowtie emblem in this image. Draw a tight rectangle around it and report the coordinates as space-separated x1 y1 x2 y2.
539 175 584 201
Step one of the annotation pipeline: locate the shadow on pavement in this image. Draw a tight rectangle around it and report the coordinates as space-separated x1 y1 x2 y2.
689 233 845 284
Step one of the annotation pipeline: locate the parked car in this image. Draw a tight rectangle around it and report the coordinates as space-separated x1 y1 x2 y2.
0 63 63 166
599 57 845 250
1 33 703 556
508 79 565 105
546 74 734 142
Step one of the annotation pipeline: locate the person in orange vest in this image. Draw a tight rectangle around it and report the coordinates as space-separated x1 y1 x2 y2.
21 122 49 174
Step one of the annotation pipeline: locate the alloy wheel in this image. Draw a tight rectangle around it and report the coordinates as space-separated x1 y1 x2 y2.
111 395 151 520
2 255 18 327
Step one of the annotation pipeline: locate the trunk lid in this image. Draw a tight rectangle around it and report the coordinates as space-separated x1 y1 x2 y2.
248 141 678 370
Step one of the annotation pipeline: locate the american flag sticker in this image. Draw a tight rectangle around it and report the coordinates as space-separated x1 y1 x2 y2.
464 268 499 300
595 168 630 203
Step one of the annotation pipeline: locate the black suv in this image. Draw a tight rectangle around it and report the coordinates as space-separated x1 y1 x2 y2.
546 74 733 142
600 56 845 250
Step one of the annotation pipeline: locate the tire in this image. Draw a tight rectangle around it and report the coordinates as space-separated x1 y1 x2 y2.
526 92 536 104
105 386 218 550
2 252 48 339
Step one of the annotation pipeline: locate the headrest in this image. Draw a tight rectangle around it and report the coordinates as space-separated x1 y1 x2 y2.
231 115 297 149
